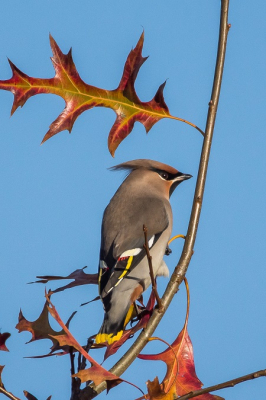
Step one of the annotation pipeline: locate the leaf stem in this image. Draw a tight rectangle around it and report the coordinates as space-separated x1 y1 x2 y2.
168 115 205 136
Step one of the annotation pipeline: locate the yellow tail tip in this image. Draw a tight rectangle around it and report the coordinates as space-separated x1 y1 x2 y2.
95 330 123 345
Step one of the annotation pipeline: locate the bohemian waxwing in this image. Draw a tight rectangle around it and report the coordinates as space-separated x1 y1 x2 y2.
95 159 192 345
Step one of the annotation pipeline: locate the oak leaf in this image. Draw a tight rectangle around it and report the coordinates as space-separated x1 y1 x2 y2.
0 34 203 156
30 266 98 294
45 294 140 392
146 376 176 400
15 298 75 356
138 280 224 400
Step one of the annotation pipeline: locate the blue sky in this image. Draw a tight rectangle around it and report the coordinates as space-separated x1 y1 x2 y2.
1 1 266 399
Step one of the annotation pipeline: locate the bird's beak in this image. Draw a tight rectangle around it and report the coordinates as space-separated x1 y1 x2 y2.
173 172 192 182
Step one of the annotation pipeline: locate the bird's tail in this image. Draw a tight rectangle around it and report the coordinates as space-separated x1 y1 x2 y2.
95 304 135 345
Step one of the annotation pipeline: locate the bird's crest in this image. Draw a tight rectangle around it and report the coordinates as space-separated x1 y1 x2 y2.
109 159 178 175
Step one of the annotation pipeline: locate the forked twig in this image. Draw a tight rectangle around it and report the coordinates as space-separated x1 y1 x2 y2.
70 348 82 400
0 387 21 400
143 225 164 312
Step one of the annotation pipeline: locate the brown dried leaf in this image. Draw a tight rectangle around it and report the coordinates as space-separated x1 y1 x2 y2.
15 299 75 356
30 266 98 294
46 294 143 395
45 294 124 389
72 366 122 387
23 391 38 400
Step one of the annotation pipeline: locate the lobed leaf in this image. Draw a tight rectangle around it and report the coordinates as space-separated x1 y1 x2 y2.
137 280 224 400
0 34 203 156
29 266 98 294
15 298 76 357
45 293 139 392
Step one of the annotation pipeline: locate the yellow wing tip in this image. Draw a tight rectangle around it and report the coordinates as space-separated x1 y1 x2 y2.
123 304 135 328
95 330 123 345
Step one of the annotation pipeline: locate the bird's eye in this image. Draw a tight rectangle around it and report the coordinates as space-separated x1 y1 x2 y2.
159 171 169 180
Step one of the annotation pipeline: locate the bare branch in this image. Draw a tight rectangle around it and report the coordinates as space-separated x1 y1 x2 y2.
70 349 82 400
177 369 266 399
85 1 230 397
0 387 21 400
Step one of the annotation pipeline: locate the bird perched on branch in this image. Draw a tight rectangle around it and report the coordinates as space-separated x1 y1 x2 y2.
95 159 192 345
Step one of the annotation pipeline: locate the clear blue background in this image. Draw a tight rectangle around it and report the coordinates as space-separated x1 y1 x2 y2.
0 1 266 399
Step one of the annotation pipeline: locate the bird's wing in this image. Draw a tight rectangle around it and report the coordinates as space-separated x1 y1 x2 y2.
113 196 169 256
99 234 159 299
99 197 169 298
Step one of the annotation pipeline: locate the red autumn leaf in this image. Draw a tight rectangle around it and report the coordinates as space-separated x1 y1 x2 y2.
103 291 156 360
15 298 75 356
45 293 140 393
138 279 224 400
29 266 98 294
0 33 203 156
0 332 11 352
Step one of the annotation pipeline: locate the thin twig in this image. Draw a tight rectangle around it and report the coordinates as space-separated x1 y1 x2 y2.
70 348 82 400
70 348 76 376
87 1 230 397
143 225 163 312
0 387 21 400
80 338 94 373
177 369 266 399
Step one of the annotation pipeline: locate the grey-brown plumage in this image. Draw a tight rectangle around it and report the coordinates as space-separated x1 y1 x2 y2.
95 159 191 344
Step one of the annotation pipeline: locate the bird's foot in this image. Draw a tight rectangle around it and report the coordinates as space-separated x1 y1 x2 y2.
165 245 172 256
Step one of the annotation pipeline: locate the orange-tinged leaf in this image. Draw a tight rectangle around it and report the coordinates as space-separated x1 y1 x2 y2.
45 293 139 392
138 279 224 400
73 366 143 395
0 33 203 156
147 376 176 400
15 299 76 358
72 366 122 387
0 332 11 352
